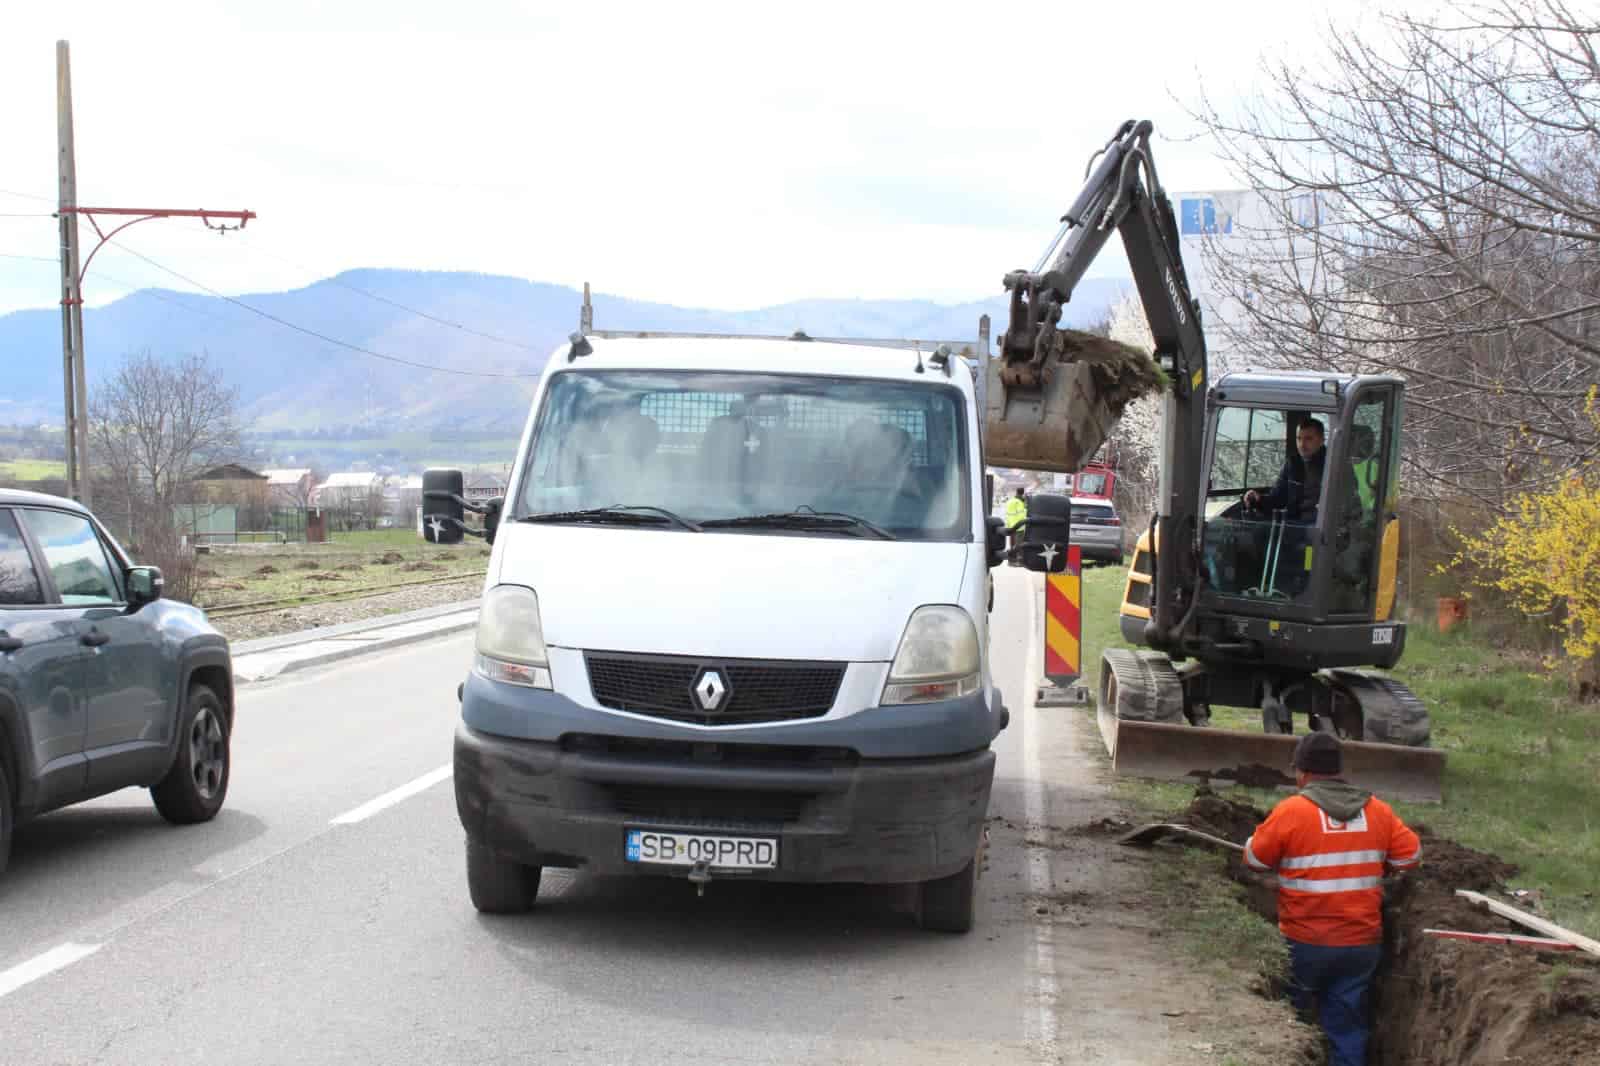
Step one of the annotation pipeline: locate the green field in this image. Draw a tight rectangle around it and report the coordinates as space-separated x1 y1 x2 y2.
0 458 67 481
192 534 490 610
1075 561 1600 938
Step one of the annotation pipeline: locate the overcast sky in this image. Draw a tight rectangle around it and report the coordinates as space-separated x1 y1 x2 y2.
0 0 1404 317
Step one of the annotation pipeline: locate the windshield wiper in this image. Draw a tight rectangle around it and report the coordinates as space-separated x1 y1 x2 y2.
700 510 897 540
517 505 703 532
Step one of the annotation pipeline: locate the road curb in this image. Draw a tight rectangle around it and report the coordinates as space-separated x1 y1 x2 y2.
231 601 480 683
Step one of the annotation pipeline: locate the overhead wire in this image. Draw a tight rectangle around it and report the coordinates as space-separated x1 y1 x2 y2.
104 239 538 379
138 216 547 354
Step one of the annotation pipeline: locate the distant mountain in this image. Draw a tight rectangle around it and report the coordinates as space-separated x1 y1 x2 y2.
0 269 1130 435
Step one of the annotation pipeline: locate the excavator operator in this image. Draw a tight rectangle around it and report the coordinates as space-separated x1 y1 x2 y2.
1245 418 1329 523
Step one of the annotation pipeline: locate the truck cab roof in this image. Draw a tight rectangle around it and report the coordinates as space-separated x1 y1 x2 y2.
564 335 978 389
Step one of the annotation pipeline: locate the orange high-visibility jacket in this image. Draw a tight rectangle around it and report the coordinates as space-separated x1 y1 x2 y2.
1243 789 1421 947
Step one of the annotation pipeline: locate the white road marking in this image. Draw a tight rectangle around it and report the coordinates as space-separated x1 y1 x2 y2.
330 764 453 825
1022 574 1060 1063
0 942 101 1000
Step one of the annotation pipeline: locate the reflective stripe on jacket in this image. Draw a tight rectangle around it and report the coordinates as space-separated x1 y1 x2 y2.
1243 792 1421 947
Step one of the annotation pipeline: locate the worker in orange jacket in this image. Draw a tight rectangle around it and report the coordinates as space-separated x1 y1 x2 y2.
1243 732 1421 1066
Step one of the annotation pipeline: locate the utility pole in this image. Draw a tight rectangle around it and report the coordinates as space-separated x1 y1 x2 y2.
52 39 256 510
57 40 88 505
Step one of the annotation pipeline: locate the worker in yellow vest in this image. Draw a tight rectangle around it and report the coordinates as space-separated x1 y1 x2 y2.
1004 488 1028 566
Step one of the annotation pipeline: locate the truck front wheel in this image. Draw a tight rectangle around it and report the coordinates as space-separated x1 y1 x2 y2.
917 858 977 933
466 839 542 914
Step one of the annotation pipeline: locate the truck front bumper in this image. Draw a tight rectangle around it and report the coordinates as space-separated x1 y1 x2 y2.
453 723 996 885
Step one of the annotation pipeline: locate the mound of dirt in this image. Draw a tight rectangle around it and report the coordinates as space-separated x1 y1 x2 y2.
1371 837 1599 1066
294 559 321 571
1156 786 1600 1065
378 551 405 565
303 572 345 582
1166 786 1267 845
402 561 443 573
335 562 365 572
253 564 279 576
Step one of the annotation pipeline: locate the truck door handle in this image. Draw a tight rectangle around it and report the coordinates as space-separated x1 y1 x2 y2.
80 629 111 647
0 634 21 653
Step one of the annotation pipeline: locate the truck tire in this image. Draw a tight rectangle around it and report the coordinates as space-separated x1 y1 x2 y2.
152 683 230 825
0 759 12 876
466 839 541 914
917 858 977 933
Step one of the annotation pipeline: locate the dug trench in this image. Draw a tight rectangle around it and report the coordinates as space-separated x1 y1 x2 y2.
1143 787 1600 1065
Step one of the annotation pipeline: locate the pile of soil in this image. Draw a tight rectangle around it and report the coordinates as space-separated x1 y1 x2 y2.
1158 787 1600 1065
253 564 279 576
1054 329 1167 422
335 562 365 572
402 561 443 573
294 559 321 571
303 572 345 582
378 551 405 565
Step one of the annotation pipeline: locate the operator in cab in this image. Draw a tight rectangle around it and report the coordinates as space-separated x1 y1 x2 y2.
1246 417 1328 523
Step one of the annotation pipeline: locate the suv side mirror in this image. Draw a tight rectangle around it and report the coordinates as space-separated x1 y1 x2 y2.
128 566 164 608
422 468 466 544
985 516 1008 568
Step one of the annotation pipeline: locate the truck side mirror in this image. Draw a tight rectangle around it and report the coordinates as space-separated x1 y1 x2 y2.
422 468 466 544
985 516 1008 568
483 496 503 546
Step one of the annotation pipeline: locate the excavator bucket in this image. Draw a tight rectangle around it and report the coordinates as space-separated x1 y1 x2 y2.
983 331 1165 472
1098 716 1447 804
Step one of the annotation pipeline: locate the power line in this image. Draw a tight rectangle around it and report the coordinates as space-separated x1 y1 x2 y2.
107 239 538 379
0 186 55 204
140 217 546 354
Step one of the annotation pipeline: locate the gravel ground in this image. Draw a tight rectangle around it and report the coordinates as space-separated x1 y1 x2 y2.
207 576 484 643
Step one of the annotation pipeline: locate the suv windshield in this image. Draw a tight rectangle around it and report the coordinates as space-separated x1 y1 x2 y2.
515 370 970 540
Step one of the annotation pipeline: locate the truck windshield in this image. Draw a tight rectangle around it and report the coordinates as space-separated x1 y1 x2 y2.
515 370 971 540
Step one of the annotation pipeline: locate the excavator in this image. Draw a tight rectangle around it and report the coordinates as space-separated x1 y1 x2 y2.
988 120 1445 802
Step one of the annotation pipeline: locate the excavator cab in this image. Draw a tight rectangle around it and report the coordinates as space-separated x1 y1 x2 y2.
1194 371 1404 641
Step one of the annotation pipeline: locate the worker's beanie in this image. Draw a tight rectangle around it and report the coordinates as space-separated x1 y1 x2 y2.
1293 731 1343 775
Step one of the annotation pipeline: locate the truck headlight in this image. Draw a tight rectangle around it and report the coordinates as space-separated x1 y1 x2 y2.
474 585 551 689
883 605 981 705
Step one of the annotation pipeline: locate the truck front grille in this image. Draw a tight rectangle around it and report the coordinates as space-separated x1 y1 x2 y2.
584 652 845 726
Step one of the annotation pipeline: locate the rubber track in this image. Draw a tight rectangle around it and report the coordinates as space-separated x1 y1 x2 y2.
1102 648 1186 724
1326 669 1433 747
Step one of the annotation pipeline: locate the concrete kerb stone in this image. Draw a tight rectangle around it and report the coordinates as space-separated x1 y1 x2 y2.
230 599 480 683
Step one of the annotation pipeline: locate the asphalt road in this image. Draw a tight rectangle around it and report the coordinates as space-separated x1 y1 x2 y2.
0 569 1188 1065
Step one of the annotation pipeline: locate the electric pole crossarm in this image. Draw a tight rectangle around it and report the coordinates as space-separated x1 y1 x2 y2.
57 207 256 297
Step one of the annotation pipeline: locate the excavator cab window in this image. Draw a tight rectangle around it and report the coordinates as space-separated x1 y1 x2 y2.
1328 388 1398 615
1200 405 1326 604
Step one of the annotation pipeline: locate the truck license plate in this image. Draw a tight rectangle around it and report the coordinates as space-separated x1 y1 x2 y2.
625 829 778 870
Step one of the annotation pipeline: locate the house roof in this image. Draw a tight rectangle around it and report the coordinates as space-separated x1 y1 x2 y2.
262 468 312 485
196 463 267 481
320 472 382 489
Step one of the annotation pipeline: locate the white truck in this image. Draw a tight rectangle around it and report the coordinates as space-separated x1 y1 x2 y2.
422 315 1013 932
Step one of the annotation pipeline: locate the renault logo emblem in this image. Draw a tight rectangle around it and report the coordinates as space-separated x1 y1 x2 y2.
692 668 729 712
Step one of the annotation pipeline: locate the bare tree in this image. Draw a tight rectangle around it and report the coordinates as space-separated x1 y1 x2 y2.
1188 0 1599 506
89 351 241 600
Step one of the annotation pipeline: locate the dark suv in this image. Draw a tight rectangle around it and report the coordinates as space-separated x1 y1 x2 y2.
0 489 233 873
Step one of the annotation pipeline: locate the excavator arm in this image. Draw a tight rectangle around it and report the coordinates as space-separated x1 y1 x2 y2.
991 119 1206 651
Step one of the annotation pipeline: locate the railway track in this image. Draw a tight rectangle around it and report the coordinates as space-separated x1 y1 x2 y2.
200 569 488 620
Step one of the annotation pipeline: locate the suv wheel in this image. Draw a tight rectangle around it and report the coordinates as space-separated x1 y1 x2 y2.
917 857 977 933
152 683 230 825
466 839 541 913
0 758 12 875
